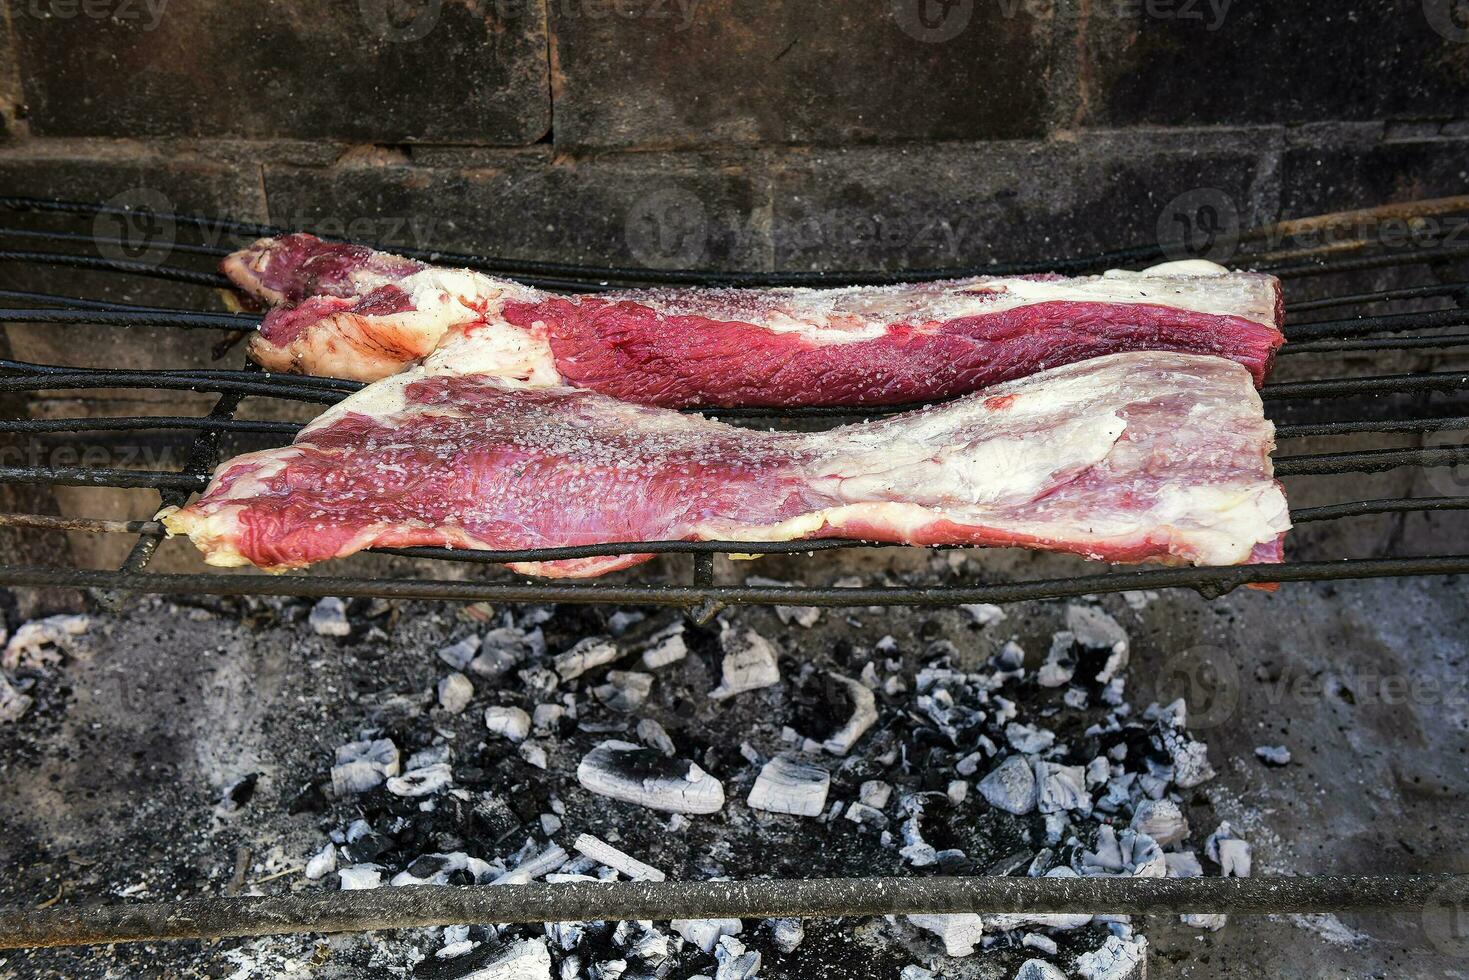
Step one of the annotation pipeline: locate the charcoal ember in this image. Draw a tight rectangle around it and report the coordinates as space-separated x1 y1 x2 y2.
308 597 351 637
519 667 561 700
485 705 532 742
520 742 550 770
671 917 742 954
1006 722 1056 754
331 738 400 795
216 773 259 816
1255 744 1291 766
638 622 689 670
709 625 782 700
1076 934 1148 980
1080 826 1165 878
459 938 552 980
1034 761 1090 815
385 763 453 797
844 802 888 829
438 635 480 671
337 865 382 890
391 851 492 886
1015 960 1068 980
960 603 1006 626
635 717 676 756
907 913 984 957
1022 933 1059 955
574 833 666 881
858 780 892 809
900 968 936 980
438 672 475 715
555 637 621 681
1066 604 1131 684
936 849 975 874
594 671 653 712
470 625 545 680
1155 724 1216 789
748 753 830 817
821 673 877 755
1130 799 1189 846
340 827 392 864
764 917 804 954
304 844 337 880
1037 632 1077 689
1206 822 1252 877
979 755 1037 815
607 610 645 636
577 740 725 814
714 934 761 980
986 849 1034 876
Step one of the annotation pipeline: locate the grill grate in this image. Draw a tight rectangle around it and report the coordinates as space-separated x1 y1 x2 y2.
1 195 1468 948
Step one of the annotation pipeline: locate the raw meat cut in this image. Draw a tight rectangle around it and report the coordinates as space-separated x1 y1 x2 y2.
224 234 1284 401
160 349 1289 578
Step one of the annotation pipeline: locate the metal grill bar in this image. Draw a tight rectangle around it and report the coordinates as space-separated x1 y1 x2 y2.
0 250 228 287
0 226 234 258
1 874 1461 950
0 308 261 330
1 556 1465 607
1287 280 1469 313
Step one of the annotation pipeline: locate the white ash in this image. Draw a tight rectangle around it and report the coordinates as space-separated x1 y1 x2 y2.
555 637 621 681
638 622 688 670
437 925 478 960
1206 822 1253 877
573 833 666 881
713 934 761 980
960 603 1007 626
541 813 562 835
907 913 985 957
1016 959 1069 980
519 666 561 700
1255 744 1291 766
979 755 1037 815
470 624 545 680
748 752 829 817
1156 723 1216 789
671 918 742 954
331 738 400 795
437 672 474 714
844 802 888 828
338 865 382 890
594 670 653 712
0 672 32 724
578 739 725 814
899 968 936 980
946 779 969 805
534 703 566 732
1037 631 1076 689
519 741 550 769
462 939 552 980
1080 826 1166 878
1034 761 1090 815
709 625 781 700
408 743 451 768
1165 850 1203 878
607 610 645 636
859 779 893 809
304 844 337 880
437 635 480 671
635 717 676 756
1075 933 1147 980
1131 798 1189 846
1021 933 1060 956
2 613 89 670
764 917 804 954
1066 604 1130 683
744 579 822 629
485 705 532 742
386 763 453 797
308 597 351 637
822 672 878 755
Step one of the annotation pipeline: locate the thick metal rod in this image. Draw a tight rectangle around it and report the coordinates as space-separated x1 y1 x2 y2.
0 308 259 330
0 875 1461 950
0 556 1466 607
0 251 227 287
1286 280 1469 313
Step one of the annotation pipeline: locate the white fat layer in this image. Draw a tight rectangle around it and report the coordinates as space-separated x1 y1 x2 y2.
617 266 1278 346
423 325 560 386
